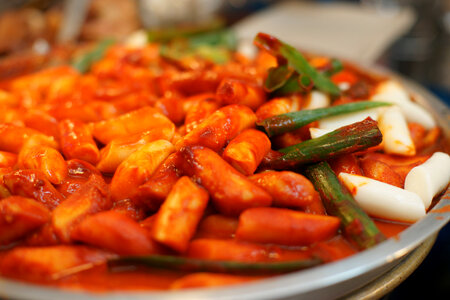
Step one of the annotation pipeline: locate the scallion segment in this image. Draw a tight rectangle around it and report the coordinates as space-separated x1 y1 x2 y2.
254 32 341 96
108 255 322 274
305 162 386 250
265 118 382 169
71 39 115 73
258 101 390 137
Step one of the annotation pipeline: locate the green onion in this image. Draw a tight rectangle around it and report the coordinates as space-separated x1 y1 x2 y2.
264 65 294 92
147 19 225 43
108 255 322 274
159 29 237 64
254 32 341 96
258 101 390 137
305 162 386 250
264 118 382 169
71 39 114 73
322 59 344 77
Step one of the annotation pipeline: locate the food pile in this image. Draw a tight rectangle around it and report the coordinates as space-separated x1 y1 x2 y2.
0 31 448 291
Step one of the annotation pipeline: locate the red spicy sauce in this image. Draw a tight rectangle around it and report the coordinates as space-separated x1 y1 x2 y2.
374 219 410 239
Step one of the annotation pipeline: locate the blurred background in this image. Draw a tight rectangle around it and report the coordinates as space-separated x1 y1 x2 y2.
0 0 449 93
0 0 448 299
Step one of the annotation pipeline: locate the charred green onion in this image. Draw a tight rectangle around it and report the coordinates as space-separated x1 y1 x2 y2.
305 162 386 250
264 118 382 169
